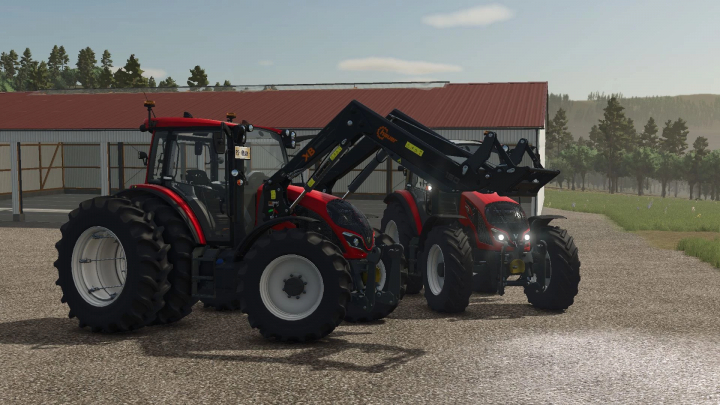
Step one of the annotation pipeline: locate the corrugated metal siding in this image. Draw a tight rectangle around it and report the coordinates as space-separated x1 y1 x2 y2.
0 130 149 143
0 83 547 130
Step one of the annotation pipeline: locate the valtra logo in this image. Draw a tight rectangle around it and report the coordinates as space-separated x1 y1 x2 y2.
377 126 398 143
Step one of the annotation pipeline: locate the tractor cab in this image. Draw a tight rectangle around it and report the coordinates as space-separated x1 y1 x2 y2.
143 118 295 244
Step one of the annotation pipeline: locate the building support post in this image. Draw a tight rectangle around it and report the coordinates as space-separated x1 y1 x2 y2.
11 141 24 222
100 141 109 196
117 142 125 190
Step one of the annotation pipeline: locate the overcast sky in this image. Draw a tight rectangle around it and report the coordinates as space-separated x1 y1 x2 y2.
3 0 719 99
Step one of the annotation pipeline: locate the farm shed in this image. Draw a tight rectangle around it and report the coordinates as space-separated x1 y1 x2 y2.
0 81 548 220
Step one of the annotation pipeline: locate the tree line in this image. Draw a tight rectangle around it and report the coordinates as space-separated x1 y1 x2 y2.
547 97 720 200
0 46 233 92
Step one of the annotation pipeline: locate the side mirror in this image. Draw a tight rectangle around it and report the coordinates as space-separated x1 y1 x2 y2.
397 165 405 172
138 151 148 166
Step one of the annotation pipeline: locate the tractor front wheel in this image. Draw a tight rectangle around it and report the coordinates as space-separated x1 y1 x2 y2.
237 229 351 342
524 225 581 310
420 226 473 313
54 197 171 332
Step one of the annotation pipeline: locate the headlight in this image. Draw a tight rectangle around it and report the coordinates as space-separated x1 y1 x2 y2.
290 131 296 140
342 232 363 250
426 184 432 191
291 140 296 148
497 234 505 241
490 227 507 243
247 124 254 132
284 129 290 136
524 234 530 241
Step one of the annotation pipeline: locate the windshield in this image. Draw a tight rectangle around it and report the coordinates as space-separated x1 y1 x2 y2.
245 128 288 176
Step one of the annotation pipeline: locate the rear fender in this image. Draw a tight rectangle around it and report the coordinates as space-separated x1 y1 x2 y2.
383 191 422 235
116 186 206 245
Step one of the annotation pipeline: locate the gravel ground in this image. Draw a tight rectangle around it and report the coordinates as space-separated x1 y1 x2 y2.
0 207 719 404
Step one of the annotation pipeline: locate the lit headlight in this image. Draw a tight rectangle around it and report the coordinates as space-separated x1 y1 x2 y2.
497 234 505 241
491 227 507 243
524 234 530 241
426 184 432 191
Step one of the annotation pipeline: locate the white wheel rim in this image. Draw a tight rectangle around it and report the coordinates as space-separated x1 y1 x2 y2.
385 220 400 244
259 254 324 321
71 226 127 307
359 259 387 292
426 244 444 295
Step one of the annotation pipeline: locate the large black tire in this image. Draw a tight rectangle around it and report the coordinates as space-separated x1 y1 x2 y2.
131 196 199 324
237 229 352 342
524 225 581 310
345 233 408 323
54 197 171 332
420 226 473 313
381 201 422 294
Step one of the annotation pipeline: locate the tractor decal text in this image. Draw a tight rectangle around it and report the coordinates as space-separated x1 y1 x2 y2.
307 178 316 188
270 190 277 200
302 147 316 162
405 141 424 156
377 126 397 143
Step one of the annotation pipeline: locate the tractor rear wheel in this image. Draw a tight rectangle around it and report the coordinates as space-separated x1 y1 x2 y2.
381 202 422 294
237 229 351 342
131 196 199 324
524 225 581 310
420 226 473 313
54 197 171 332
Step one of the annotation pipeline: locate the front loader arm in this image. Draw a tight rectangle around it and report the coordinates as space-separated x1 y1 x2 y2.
262 100 559 221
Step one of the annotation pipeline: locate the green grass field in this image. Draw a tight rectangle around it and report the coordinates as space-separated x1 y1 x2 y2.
544 189 720 268
543 189 720 232
677 237 720 268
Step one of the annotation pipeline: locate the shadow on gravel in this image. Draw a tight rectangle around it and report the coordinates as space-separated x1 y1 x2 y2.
0 316 425 374
388 295 564 321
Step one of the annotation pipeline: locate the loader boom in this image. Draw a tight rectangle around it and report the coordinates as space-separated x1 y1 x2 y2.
262 100 558 221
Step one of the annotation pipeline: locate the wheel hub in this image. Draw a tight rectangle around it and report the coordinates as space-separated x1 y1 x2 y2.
283 274 306 298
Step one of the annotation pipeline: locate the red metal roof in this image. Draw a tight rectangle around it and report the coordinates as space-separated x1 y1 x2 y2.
0 82 547 130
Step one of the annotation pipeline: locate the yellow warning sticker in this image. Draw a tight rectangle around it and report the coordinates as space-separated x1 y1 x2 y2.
330 146 343 161
405 141 424 156
270 190 276 200
307 178 316 188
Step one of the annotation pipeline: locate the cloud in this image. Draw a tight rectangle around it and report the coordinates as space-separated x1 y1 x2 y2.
258 60 274 66
422 4 514 28
141 68 167 79
337 57 462 75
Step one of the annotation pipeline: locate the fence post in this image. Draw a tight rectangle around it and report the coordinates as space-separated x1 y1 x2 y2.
11 141 24 222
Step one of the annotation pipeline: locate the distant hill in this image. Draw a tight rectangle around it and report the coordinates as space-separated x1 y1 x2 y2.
549 94 720 150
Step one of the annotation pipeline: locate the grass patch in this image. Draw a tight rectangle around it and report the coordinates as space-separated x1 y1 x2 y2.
677 237 720 268
544 189 720 232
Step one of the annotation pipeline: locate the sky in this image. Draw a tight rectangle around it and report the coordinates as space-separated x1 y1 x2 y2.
2 0 719 100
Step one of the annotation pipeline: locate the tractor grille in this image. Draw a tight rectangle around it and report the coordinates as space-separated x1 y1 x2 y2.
466 202 493 245
484 201 529 235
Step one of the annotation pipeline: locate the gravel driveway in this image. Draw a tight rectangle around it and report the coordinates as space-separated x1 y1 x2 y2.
0 207 718 404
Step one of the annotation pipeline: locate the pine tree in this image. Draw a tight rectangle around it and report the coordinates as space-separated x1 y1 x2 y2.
28 61 51 90
48 45 61 82
148 76 157 87
100 50 112 68
76 47 97 88
98 66 114 88
187 65 209 90
638 117 659 148
58 46 69 71
114 54 148 88
158 76 178 88
5 50 19 77
595 97 631 193
16 48 34 90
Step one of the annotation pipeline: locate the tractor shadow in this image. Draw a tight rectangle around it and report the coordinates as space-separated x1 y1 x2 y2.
388 294 564 321
0 314 425 374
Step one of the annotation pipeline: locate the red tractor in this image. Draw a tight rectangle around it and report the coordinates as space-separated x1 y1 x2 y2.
314 110 580 313
54 101 405 342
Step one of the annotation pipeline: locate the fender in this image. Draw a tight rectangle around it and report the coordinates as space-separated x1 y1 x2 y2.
234 216 319 260
117 184 206 245
417 214 465 251
528 214 566 231
383 190 423 235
